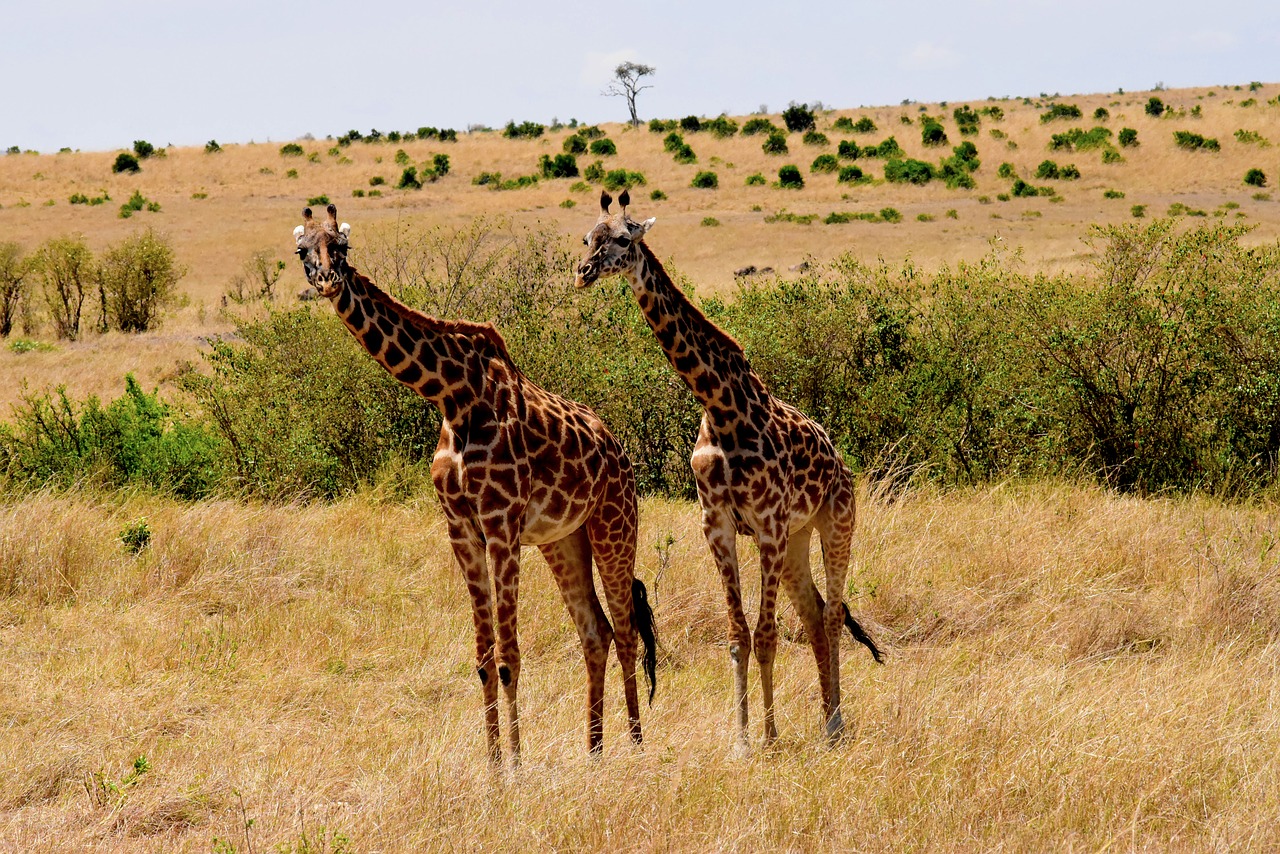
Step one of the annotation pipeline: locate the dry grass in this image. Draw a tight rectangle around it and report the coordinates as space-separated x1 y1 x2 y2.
2 481 1279 851
3 83 1280 412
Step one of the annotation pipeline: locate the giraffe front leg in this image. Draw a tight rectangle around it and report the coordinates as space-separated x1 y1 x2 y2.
817 483 857 743
447 521 501 765
488 535 523 767
701 505 751 755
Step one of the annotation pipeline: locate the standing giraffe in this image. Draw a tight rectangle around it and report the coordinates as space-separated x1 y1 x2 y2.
294 204 656 766
575 191 881 752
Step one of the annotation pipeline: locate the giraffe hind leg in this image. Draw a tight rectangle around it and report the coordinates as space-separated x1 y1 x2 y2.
540 527 612 754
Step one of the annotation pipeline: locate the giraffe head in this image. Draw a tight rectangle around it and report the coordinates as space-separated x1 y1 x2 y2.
293 204 352 298
575 189 656 288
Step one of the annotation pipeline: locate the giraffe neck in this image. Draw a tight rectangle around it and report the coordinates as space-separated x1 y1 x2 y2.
624 242 767 419
329 266 514 424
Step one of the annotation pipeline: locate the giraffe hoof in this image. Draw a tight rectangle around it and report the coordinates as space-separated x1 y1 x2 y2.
826 710 846 743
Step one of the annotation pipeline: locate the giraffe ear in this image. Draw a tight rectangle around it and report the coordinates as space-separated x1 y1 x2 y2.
636 217 656 236
293 224 306 245
339 222 351 237
303 207 314 221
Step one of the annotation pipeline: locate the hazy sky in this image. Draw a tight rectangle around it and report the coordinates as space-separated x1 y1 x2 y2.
6 0 1279 153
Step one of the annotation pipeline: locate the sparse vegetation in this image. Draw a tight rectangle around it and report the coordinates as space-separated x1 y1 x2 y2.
1244 168 1267 187
1040 103 1083 122
691 171 719 189
1174 131 1220 151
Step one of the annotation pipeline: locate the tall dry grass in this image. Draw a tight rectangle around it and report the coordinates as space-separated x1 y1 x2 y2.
2 481 1278 850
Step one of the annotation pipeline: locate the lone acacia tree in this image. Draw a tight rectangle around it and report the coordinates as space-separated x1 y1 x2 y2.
604 62 656 127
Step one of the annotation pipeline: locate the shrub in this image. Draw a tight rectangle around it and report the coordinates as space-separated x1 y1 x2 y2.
803 130 829 146
1174 131 1220 151
704 116 739 138
563 134 587 155
1101 149 1124 164
745 173 767 186
837 165 867 184
742 117 779 136
691 171 719 189
1244 168 1267 187
0 241 27 337
777 165 804 188
280 143 305 157
997 162 1017 179
837 140 860 159
1118 127 1139 147
811 154 839 173
394 149 411 165
1060 164 1081 179
1011 179 1053 197
1104 189 1125 199
953 105 980 135
1036 160 1061 179
112 152 140 174
782 103 816 133
1234 129 1266 145
680 115 702 133
306 194 329 206
981 105 1005 121
473 171 502 186
97 228 182 333
603 169 646 191
1131 204 1147 217
369 175 386 186
204 140 222 154
650 189 667 200
589 138 617 156
133 140 156 159
397 167 422 189
32 235 92 339
1040 103 1082 123
539 154 579 179
584 160 605 183
1049 127 1113 151
762 132 789 155
833 117 855 132
921 119 948 147
879 207 903 223
503 120 545 139
673 144 696 164
1145 97 1166 117
663 132 685 153
852 116 877 133
701 217 720 227
863 136 903 158
884 158 935 185
1093 107 1110 120
648 118 678 133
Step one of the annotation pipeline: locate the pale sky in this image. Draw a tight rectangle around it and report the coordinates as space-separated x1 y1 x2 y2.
5 0 1279 154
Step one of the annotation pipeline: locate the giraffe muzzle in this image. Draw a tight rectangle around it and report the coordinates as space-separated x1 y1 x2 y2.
575 261 598 288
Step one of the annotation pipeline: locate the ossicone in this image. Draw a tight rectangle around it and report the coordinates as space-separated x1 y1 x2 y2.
600 190 613 214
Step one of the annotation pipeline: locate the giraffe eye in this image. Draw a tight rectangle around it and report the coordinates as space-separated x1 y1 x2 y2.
614 236 631 247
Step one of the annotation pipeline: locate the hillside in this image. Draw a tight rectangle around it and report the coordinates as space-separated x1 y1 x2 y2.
1 82 1278 412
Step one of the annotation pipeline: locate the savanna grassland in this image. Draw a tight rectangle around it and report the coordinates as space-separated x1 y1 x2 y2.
3 84 1280 851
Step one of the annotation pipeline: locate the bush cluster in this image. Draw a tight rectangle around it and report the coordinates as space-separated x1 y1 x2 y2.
503 121 545 139
1173 131 1221 152
1040 103 1082 123
742 118 779 136
11 221 1280 502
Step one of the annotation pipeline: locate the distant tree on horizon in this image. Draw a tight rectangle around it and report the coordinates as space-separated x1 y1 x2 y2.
604 62 656 127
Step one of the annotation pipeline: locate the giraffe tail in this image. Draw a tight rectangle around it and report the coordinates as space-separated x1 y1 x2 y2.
842 602 884 664
632 578 658 703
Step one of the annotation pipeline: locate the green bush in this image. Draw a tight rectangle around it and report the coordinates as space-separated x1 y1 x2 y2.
648 118 678 133
1011 179 1053 197
539 154 579 179
853 116 877 133
1103 189 1125 199
921 119 948 147
0 375 224 498
1049 127 1113 151
680 116 702 133
1093 107 1110 120
589 138 617 156
1174 131 1220 151
1131 204 1147 218
997 162 1017 179
603 169 646 191
879 207 903 223
742 117 779 136
563 134 587 155
204 140 222 154
803 130 829 147
981 106 1005 121
503 121 545 139
663 132 685 153
112 152 140 174
1118 127 1139 147
691 171 719 189
862 137 903 159
32 235 92 339
1040 103 1082 123
584 160 605 183
782 103 816 133
397 167 422 189
777 165 804 188
97 228 183 332
704 116 739 138
837 165 867 184
884 158 935 185
673 144 696 165
811 154 839 173
0 241 27 337
837 140 860 159
953 106 980 135
762 132 789 155
1036 160 1061 179
1235 129 1266 145
745 173 767 186
1145 97 1165 117
1245 168 1267 187
701 217 720 227
280 143 305 157
133 140 156 159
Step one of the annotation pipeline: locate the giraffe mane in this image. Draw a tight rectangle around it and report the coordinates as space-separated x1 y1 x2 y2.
349 268 521 371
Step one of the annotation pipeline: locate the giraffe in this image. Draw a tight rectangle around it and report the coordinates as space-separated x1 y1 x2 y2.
293 204 657 766
575 190 881 753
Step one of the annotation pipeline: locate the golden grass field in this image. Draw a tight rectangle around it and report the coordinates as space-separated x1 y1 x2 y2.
3 84 1280 851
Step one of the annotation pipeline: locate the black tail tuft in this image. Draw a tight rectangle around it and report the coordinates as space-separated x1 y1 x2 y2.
843 603 884 664
632 578 658 703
